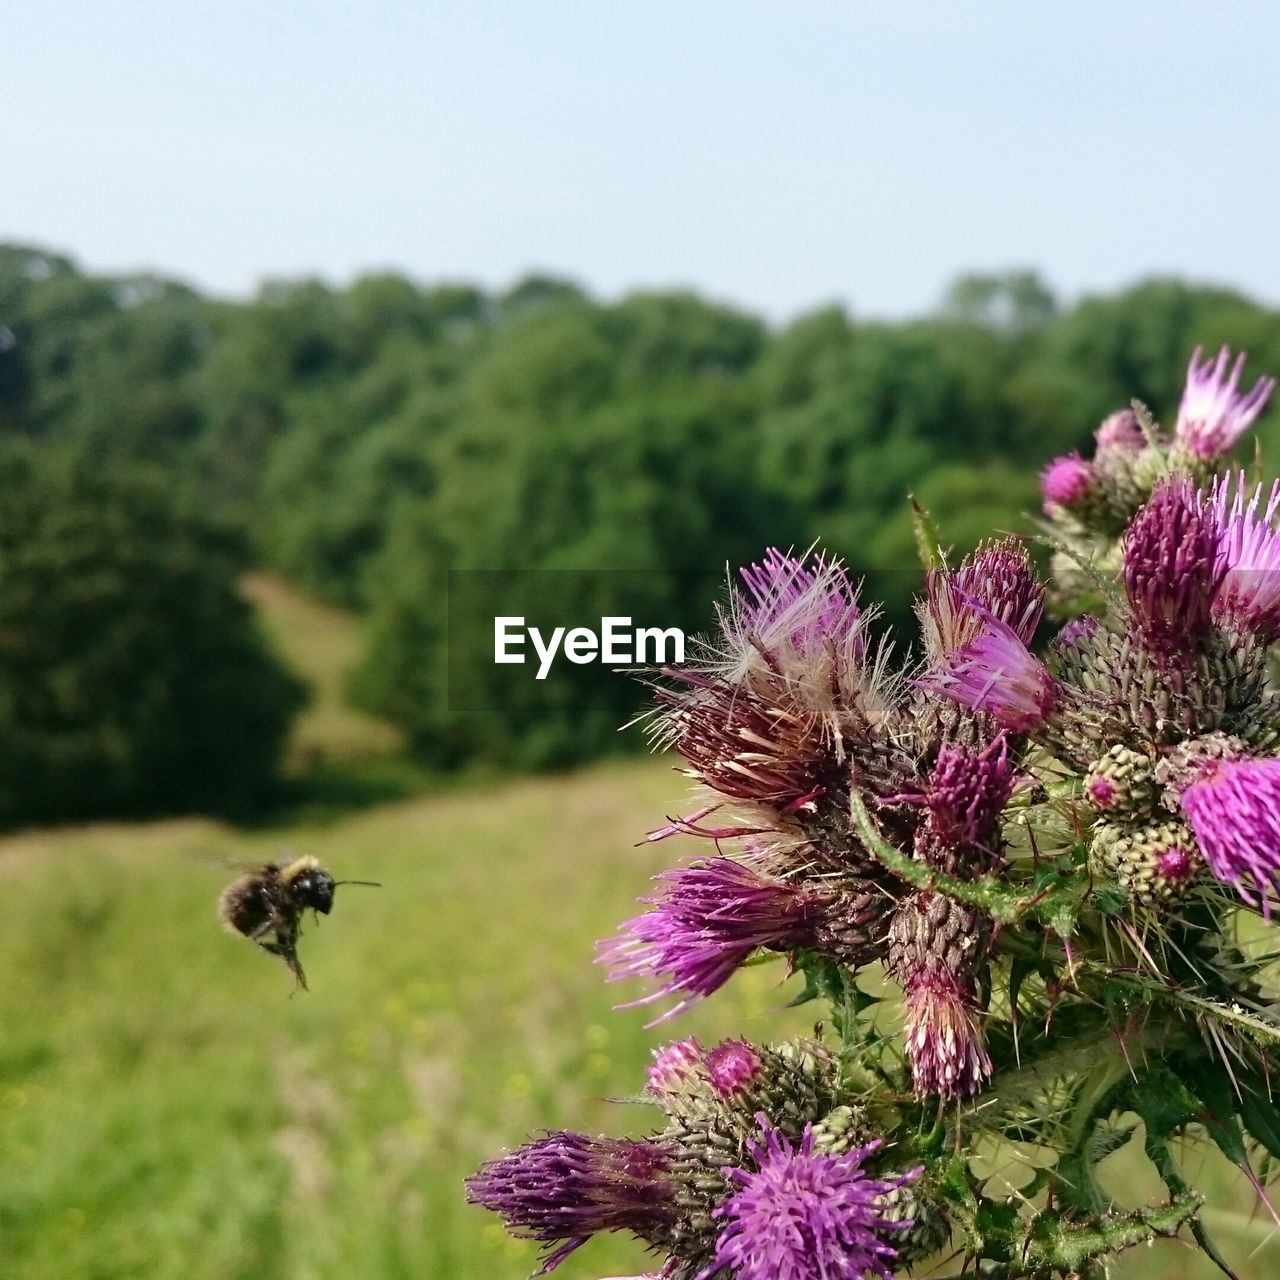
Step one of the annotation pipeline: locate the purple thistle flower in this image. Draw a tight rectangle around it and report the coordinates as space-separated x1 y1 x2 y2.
707 1117 920 1280
1122 478 1222 655
705 1038 764 1099
646 1038 706 1096
733 546 863 659
918 583 1056 733
1095 408 1146 454
1176 345 1276 459
1179 756 1280 916
1209 472 1280 642
925 734 1015 850
597 859 826 1022
950 539 1044 644
466 1132 678 1273
1040 452 1095 512
1054 614 1100 653
901 968 993 1100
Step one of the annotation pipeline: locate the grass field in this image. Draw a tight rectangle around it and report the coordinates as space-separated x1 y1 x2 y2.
1 582 1277 1279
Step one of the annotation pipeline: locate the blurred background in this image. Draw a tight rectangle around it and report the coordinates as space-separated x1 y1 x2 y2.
4 3 1280 1276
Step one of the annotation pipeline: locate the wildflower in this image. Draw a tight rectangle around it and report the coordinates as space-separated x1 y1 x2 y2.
732 546 863 663
894 733 1015 873
646 1038 706 1096
709 1117 919 1280
466 1133 678 1272
918 580 1056 733
1209 473 1280 642
708 546 898 733
1095 408 1146 453
597 859 825 1021
950 539 1043 644
1179 755 1280 915
705 1038 764 1099
1175 345 1275 459
1122 479 1221 655
1041 452 1096 512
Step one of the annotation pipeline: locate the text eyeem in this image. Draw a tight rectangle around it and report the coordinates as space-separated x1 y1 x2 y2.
494 616 686 680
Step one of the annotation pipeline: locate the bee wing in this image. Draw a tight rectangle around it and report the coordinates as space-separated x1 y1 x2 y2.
191 848 272 876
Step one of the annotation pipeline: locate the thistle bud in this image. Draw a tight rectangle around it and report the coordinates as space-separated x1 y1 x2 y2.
646 1038 707 1098
813 885 894 968
900 733 1016 875
1122 479 1222 657
808 1104 870 1157
1041 452 1096 514
878 1179 954 1265
1083 745 1156 816
1095 409 1146 455
1090 819 1203 906
704 1039 764 1100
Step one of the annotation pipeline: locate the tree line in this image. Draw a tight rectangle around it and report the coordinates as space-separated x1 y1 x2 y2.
2 242 1278 818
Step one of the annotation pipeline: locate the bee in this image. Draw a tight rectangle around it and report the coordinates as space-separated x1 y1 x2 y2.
218 855 380 991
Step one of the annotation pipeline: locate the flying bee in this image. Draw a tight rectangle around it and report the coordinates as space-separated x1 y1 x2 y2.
218 854 380 991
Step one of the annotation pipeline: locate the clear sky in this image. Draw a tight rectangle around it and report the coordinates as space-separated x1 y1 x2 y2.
5 1 1278 321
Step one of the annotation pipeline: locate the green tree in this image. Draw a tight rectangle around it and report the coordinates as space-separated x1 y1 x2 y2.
0 446 303 823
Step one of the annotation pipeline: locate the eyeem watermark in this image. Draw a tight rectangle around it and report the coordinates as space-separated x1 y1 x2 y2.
494 616 687 680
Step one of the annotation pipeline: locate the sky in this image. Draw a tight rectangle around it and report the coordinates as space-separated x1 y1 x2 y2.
5 1 1279 322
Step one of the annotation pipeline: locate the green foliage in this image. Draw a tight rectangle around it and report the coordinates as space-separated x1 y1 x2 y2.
6 242 1280 774
0 446 303 823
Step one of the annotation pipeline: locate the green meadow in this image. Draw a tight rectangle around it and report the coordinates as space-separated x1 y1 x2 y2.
1 581 1276 1280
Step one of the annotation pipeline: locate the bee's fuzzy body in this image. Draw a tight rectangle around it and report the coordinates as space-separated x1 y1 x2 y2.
218 855 339 991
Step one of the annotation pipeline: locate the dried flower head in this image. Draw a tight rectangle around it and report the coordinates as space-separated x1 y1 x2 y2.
900 967 993 1099
733 547 863 663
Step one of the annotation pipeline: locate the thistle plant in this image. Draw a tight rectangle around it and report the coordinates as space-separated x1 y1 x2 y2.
470 348 1280 1279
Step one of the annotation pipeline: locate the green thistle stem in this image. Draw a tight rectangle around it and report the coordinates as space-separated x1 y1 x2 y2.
849 791 1084 930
